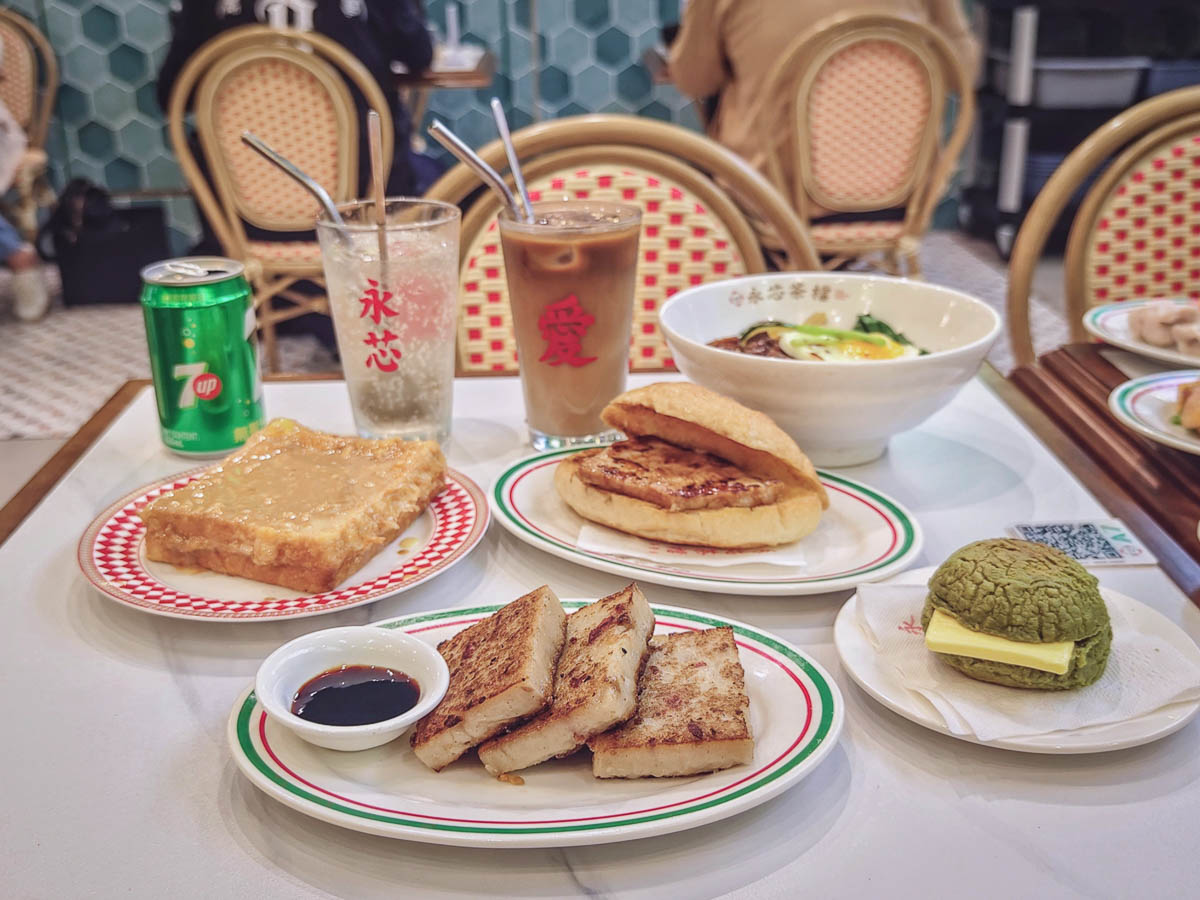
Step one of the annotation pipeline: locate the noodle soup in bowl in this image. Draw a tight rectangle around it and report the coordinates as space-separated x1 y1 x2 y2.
658 273 1001 466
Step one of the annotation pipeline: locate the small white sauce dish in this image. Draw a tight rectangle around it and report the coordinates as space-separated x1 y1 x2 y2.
255 625 449 752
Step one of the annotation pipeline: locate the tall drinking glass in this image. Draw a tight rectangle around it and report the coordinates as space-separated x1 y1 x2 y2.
316 199 460 443
498 200 641 449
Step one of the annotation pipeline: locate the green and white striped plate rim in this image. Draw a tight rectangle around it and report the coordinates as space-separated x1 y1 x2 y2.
228 601 844 848
489 448 922 595
1108 370 1200 456
1083 300 1200 369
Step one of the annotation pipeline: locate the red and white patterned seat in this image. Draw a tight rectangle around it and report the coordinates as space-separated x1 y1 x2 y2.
809 220 905 250
759 13 973 277
1083 130 1200 304
1005 87 1200 367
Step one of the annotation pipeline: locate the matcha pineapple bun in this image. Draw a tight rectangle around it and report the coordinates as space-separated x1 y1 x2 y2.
920 538 1112 690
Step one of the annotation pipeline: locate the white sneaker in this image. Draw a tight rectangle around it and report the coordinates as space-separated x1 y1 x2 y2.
12 267 49 321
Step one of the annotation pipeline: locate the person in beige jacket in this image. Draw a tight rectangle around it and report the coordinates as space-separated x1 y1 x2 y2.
669 0 980 220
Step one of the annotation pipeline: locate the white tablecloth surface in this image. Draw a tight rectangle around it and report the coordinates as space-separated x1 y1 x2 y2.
2 374 1198 899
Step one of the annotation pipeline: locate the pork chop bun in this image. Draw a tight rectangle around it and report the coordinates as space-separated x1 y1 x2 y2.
554 382 828 548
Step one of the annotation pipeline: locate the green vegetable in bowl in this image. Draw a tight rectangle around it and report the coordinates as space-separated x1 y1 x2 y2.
855 314 928 355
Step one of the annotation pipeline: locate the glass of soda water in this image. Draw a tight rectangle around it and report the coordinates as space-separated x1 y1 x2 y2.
316 199 460 443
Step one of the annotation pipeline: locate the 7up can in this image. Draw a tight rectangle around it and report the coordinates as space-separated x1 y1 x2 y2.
140 257 265 456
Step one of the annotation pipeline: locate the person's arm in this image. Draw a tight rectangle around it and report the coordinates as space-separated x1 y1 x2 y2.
928 0 980 83
155 1 219 112
371 0 434 75
667 0 728 100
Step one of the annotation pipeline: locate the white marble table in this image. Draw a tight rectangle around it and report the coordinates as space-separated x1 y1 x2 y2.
3 375 1199 899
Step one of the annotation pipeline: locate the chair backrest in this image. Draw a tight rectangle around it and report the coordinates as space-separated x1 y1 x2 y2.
0 8 57 149
1007 86 1200 367
424 114 819 375
166 26 392 257
760 11 973 234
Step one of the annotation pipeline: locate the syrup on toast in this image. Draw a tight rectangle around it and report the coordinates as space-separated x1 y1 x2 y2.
139 419 446 593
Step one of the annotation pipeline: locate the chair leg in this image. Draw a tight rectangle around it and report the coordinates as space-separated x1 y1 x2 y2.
905 252 923 279
261 312 279 373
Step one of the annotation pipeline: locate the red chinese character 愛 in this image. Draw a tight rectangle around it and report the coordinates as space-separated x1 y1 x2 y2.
358 278 398 325
364 328 401 372
537 294 597 367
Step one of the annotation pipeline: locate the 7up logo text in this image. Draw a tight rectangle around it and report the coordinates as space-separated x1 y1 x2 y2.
173 362 223 408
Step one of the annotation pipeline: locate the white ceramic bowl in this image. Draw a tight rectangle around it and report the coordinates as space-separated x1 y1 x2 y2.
659 273 1001 465
255 626 450 752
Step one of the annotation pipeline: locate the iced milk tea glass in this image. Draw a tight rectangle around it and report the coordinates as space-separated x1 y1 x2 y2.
498 200 641 449
316 199 460 443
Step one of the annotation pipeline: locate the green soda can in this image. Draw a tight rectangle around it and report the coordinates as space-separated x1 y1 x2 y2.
140 257 265 456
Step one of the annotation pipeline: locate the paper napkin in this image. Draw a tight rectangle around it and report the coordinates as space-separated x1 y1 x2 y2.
576 523 807 569
856 582 1200 742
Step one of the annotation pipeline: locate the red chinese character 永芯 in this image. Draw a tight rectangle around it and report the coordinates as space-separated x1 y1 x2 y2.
537 294 597 367
358 278 399 325
364 328 401 372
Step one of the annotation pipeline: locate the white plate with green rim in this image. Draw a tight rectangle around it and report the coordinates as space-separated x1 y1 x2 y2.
1082 300 1200 368
228 600 844 848
834 567 1200 753
489 449 922 596
1108 371 1200 456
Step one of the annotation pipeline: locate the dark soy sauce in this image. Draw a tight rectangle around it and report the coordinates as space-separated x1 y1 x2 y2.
291 665 420 726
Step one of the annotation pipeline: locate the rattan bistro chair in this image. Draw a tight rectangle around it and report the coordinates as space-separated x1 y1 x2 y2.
424 114 819 375
1007 86 1200 368
758 12 974 277
0 8 57 241
166 25 393 371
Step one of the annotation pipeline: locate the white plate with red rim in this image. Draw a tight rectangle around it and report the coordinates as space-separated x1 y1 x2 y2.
77 467 488 622
489 449 923 596
1082 299 1200 368
834 567 1200 753
1108 370 1200 456
227 599 844 848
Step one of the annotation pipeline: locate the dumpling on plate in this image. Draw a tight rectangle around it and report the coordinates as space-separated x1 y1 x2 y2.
1171 323 1200 358
1176 380 1200 430
1129 300 1200 347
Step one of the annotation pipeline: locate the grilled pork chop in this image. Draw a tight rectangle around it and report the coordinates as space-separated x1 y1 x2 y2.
573 438 784 511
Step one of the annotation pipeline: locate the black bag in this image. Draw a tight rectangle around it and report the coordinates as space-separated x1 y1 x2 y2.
37 178 170 306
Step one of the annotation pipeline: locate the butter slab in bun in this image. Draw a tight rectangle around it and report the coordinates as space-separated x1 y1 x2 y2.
554 382 827 548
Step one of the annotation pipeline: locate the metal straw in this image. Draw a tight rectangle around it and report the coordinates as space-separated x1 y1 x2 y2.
489 97 533 222
428 119 521 219
366 111 390 282
241 131 344 226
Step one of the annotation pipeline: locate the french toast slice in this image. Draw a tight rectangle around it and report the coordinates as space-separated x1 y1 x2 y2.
411 586 567 771
589 627 755 778
138 419 446 593
477 584 654 776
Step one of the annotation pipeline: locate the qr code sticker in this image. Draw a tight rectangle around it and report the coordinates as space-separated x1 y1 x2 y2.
1012 524 1121 561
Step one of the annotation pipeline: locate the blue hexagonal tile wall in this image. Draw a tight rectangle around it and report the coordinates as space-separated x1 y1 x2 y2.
79 5 119 48
616 64 652 103
595 26 631 67
573 0 611 33
109 44 148 85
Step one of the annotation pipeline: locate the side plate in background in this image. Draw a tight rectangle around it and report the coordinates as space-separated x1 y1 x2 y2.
1108 371 1200 457
1083 300 1200 369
